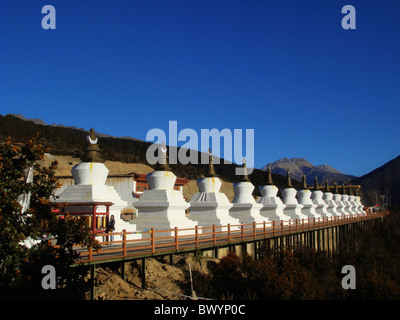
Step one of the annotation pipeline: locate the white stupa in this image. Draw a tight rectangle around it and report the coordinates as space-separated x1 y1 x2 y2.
133 143 198 238
311 176 332 218
322 180 340 216
257 165 290 222
188 150 240 231
332 182 349 216
229 159 265 226
281 170 308 221
347 185 358 215
311 177 331 217
340 184 352 214
56 128 140 239
296 174 321 219
354 187 366 214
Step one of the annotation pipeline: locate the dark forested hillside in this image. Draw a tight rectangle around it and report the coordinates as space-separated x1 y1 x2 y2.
0 114 300 195
351 155 400 207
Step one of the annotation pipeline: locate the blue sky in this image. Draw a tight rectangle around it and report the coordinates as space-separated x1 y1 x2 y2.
1 1 399 177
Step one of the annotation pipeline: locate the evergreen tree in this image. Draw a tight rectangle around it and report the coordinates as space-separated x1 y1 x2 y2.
0 136 99 299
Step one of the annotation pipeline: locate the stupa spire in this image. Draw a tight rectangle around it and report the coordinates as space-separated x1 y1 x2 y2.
333 181 339 194
205 149 217 177
82 128 103 162
324 179 330 192
156 141 170 171
286 169 293 188
241 158 250 182
314 176 320 190
301 173 308 190
266 165 274 185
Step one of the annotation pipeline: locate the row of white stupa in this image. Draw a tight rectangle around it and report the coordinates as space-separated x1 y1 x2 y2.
56 130 365 240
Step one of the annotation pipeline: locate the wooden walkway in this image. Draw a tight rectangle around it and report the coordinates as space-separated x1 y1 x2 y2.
73 211 388 266
69 210 389 299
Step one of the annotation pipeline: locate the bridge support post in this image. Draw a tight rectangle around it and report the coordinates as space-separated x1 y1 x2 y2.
242 242 247 255
303 232 307 248
326 227 330 257
90 264 96 300
311 231 315 249
311 231 314 248
121 262 126 281
289 235 293 250
141 257 147 289
334 226 339 254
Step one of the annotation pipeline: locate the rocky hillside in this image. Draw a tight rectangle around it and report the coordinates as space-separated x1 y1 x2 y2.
87 253 219 300
262 157 356 185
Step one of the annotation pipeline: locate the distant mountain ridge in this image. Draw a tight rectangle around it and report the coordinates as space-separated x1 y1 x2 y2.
315 164 342 174
262 157 357 186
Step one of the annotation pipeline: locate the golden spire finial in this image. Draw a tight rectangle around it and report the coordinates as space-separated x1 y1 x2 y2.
88 128 97 143
156 141 170 171
83 128 102 163
266 165 274 185
241 158 250 182
286 169 293 188
314 176 320 190
325 179 330 192
333 181 339 194
205 148 216 177
301 173 308 190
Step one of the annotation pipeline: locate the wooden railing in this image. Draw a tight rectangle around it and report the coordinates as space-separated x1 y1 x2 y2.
71 211 389 264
